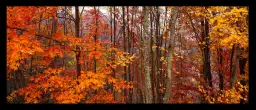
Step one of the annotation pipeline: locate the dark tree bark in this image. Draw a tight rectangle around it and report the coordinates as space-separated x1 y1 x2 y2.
126 6 131 103
93 6 98 74
229 44 235 86
231 45 241 87
202 18 212 88
239 48 248 104
75 6 81 78
217 48 224 90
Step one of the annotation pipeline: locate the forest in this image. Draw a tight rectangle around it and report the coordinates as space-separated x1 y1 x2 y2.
7 6 248 104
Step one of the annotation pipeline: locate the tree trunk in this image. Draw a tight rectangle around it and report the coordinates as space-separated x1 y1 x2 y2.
231 45 241 87
126 6 131 103
75 6 81 78
150 7 156 104
202 17 212 88
229 44 235 86
142 6 153 104
239 48 247 103
163 7 178 103
113 6 117 100
217 48 224 90
155 7 161 103
121 6 128 101
139 20 145 103
93 6 98 74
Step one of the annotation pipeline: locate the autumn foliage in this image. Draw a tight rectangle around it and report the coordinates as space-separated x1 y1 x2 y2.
7 6 248 104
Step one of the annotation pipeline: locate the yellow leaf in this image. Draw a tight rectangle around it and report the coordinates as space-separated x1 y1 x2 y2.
160 56 164 61
152 46 157 49
167 7 173 11
160 47 165 51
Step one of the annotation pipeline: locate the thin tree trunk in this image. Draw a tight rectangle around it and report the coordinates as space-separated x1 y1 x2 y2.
93 6 98 74
126 6 131 103
142 6 153 104
113 6 118 100
163 7 168 102
217 48 224 90
231 45 241 87
239 48 247 103
63 7 67 70
150 7 156 104
163 7 178 103
139 20 145 103
75 6 81 78
202 17 212 88
122 6 128 100
230 44 235 86
130 6 135 103
154 6 161 103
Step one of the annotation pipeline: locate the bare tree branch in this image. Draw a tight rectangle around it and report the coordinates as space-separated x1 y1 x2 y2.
60 7 75 21
57 16 75 22
80 6 85 17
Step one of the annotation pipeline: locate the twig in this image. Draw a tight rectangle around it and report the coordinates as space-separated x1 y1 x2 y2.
80 6 85 18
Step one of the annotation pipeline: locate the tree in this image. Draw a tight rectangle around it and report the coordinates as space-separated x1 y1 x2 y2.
163 7 178 103
7 6 248 104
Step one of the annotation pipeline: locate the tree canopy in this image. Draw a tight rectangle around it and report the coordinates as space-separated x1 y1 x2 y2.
7 6 248 104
